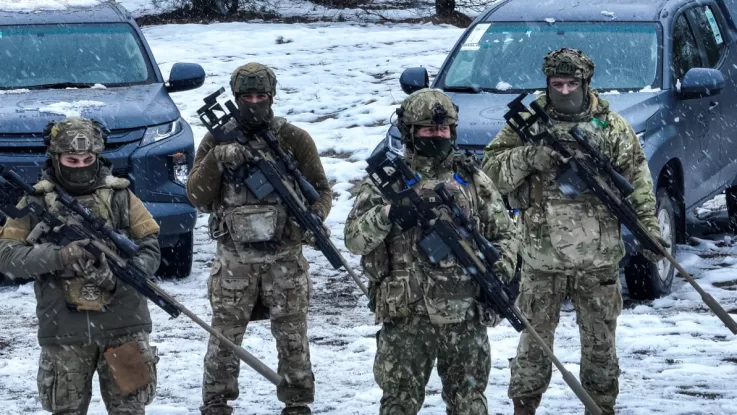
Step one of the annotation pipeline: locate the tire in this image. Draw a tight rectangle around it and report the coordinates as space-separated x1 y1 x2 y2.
727 185 737 232
157 231 193 278
624 188 677 300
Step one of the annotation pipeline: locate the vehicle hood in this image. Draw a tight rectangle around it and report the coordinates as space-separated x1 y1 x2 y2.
0 84 180 133
446 90 664 150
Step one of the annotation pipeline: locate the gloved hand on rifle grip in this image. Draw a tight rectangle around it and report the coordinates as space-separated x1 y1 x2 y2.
59 239 94 269
385 204 419 231
526 144 566 173
213 142 248 170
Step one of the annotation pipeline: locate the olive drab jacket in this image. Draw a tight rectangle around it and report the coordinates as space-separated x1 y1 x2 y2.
186 117 332 263
344 150 518 325
482 91 658 272
0 161 161 346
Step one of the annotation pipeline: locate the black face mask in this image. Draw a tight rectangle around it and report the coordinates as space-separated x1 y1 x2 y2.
548 84 586 114
53 157 100 195
238 101 273 130
413 136 454 160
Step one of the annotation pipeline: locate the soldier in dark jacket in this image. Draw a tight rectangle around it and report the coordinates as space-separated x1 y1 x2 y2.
0 116 161 414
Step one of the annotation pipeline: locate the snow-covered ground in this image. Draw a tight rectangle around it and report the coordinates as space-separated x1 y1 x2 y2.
2 20 737 415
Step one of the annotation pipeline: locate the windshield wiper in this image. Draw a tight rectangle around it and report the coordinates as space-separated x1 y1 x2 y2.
24 82 98 90
442 85 482 93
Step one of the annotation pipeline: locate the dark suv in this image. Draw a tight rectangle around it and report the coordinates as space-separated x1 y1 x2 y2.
0 1 205 277
384 0 737 299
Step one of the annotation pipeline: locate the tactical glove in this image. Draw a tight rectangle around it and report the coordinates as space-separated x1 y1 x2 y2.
387 204 419 231
526 144 565 173
213 143 248 170
643 235 670 263
59 239 94 268
73 253 116 292
492 258 515 284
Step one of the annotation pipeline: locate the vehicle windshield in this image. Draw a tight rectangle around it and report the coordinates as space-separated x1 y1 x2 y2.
0 23 155 89
438 22 660 92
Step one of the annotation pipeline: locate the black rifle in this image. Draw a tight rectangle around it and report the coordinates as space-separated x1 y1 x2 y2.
0 167 282 386
504 93 737 335
365 146 603 415
196 87 368 296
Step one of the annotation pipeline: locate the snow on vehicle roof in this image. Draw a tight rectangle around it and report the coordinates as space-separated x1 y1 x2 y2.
0 0 103 12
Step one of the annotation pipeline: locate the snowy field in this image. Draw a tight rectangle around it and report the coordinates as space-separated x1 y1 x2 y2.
1 17 737 415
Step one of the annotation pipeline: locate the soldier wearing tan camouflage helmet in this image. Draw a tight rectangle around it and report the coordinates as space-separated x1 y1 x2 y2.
186 63 332 415
344 88 519 414
0 116 161 414
482 48 667 414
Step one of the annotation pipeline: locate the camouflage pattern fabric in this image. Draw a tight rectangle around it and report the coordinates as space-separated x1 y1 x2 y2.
201 247 313 415
44 116 107 155
374 315 491 415
509 263 622 414
36 331 157 415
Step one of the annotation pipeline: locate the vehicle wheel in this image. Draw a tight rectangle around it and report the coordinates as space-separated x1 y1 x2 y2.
727 185 737 231
157 231 193 279
624 188 677 300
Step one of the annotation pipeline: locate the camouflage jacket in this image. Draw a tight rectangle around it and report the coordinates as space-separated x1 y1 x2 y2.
482 92 658 272
186 116 331 262
0 161 161 346
345 150 518 324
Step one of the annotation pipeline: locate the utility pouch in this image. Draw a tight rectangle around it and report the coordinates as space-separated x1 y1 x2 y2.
224 205 286 243
104 341 152 396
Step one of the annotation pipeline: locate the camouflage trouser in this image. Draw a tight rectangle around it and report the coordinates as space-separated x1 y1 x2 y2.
36 331 157 415
509 264 623 414
201 247 314 415
374 314 491 415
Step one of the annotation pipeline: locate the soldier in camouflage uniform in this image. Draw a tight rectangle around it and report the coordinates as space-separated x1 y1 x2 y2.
482 48 667 415
344 89 519 415
0 116 161 415
187 63 332 415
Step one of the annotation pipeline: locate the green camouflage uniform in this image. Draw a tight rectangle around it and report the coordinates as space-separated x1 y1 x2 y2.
186 63 332 415
0 117 161 415
482 49 659 414
345 89 518 415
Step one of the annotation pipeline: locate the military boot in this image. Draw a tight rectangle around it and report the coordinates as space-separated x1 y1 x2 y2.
281 404 311 415
513 395 541 415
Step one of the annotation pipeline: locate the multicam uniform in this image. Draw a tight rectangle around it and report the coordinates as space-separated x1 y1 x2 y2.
186 63 332 415
0 117 161 415
345 89 518 415
482 49 660 414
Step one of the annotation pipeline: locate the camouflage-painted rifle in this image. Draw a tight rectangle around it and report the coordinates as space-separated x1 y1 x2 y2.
196 87 368 297
365 146 603 415
504 93 737 335
0 166 282 386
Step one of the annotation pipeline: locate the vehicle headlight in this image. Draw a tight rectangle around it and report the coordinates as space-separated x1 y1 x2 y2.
140 119 182 147
168 151 189 186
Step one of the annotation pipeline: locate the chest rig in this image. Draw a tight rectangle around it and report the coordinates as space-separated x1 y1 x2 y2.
33 179 125 312
211 117 306 257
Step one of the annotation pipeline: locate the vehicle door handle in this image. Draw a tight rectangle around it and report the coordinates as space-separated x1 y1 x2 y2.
709 101 720 111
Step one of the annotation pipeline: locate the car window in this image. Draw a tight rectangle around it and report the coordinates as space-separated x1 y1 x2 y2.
672 13 702 81
687 5 726 67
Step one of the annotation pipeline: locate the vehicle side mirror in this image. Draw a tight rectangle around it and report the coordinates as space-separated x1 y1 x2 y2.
679 68 725 99
399 67 429 95
166 63 206 93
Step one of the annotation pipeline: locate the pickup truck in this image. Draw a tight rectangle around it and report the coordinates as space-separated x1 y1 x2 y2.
382 0 737 299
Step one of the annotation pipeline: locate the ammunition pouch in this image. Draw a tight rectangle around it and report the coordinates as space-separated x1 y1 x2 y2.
223 204 287 243
376 270 412 322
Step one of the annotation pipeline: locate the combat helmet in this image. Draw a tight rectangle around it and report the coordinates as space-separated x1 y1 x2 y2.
43 116 107 154
230 62 277 97
542 48 595 82
396 88 459 141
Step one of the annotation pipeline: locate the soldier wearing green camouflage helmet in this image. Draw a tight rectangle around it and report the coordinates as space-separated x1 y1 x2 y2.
345 88 519 415
0 116 161 414
482 48 666 414
187 62 332 415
